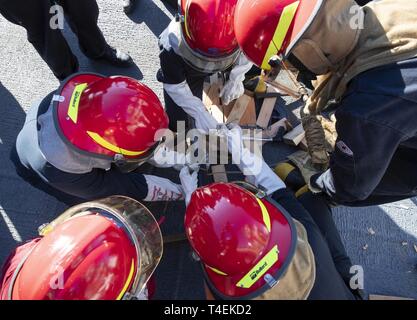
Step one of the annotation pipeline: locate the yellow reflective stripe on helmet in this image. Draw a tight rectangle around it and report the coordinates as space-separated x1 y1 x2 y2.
116 259 135 300
255 198 271 233
207 265 228 276
261 1 300 70
184 0 192 39
236 245 279 289
67 83 88 124
86 131 148 157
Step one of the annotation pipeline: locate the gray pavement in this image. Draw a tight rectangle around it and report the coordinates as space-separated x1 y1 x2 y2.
0 0 416 300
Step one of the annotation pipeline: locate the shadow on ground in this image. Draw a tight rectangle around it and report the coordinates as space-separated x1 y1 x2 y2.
126 0 173 38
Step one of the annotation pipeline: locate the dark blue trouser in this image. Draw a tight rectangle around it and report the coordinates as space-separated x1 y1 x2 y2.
273 189 356 300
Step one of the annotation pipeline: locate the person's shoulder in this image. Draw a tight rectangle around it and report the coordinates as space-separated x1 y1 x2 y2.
349 57 417 100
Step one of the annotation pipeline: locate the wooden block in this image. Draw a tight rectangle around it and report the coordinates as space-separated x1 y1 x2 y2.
211 165 228 183
256 86 279 128
283 124 305 146
239 98 257 126
263 118 291 139
369 294 413 301
207 84 221 107
226 94 251 124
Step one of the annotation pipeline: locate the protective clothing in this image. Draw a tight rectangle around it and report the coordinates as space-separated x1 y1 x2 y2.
16 93 184 203
54 73 169 166
185 182 300 299
143 175 185 202
234 0 323 70
163 80 218 133
158 11 252 133
225 125 285 195
179 166 199 206
0 196 162 300
254 219 315 300
303 0 417 114
287 151 321 193
219 53 253 105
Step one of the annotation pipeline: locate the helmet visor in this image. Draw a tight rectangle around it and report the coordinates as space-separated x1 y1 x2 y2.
39 196 163 299
178 32 240 74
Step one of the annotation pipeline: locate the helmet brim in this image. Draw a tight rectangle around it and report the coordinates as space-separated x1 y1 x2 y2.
284 0 324 57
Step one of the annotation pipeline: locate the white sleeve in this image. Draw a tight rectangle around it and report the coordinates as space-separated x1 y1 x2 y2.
164 81 218 133
143 175 184 202
229 52 253 83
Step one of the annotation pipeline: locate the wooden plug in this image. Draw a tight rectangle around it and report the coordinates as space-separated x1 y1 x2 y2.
239 98 257 126
256 86 280 129
226 94 251 124
283 123 305 146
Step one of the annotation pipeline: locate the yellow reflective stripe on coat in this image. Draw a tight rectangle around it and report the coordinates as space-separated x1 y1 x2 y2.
261 1 300 70
274 162 295 182
87 131 148 156
67 83 88 123
255 198 271 232
116 259 135 300
236 245 279 289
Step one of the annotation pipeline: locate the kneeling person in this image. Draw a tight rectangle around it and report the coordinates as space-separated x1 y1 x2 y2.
0 196 162 300
13 73 184 203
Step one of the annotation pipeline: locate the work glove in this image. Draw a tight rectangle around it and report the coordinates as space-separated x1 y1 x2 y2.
143 175 184 202
194 112 218 134
220 80 244 106
179 165 199 206
287 151 322 193
220 53 253 105
163 81 219 134
224 124 286 195
150 139 195 171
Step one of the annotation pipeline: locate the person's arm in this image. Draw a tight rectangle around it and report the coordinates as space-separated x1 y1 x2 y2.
220 52 253 105
225 125 285 195
311 102 404 204
163 81 218 133
142 175 184 202
158 48 218 133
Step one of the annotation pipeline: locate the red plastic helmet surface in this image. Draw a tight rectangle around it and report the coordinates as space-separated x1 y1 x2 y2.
180 0 239 58
11 214 138 300
185 183 296 298
234 0 323 69
55 73 169 159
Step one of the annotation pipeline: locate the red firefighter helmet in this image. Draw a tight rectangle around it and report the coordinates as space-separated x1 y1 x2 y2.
1 196 163 300
234 0 323 70
184 182 297 299
177 0 241 73
54 73 169 163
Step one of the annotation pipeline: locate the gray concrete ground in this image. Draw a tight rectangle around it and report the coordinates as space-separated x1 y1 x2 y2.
0 0 416 300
